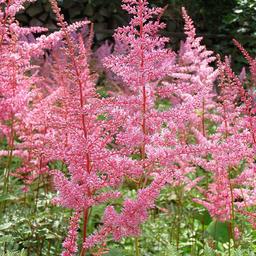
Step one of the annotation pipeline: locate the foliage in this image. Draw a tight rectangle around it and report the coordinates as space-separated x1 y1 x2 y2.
221 0 256 70
16 0 255 70
0 250 26 256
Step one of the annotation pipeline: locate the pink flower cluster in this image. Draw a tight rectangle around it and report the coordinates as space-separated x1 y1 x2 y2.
2 0 256 254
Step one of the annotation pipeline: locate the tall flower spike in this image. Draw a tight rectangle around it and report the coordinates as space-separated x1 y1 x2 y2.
62 211 81 256
181 7 196 39
27 1 143 255
84 0 176 248
233 39 256 84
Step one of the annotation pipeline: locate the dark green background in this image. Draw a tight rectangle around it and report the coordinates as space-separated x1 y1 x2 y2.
17 0 256 70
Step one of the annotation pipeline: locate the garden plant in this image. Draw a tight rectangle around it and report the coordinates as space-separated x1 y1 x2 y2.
1 0 256 255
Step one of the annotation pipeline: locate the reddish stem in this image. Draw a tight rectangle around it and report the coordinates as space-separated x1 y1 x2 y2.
202 98 206 137
139 0 146 163
80 208 89 256
49 2 92 254
0 0 11 48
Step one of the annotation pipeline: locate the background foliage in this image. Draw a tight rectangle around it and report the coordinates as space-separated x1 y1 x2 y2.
16 0 255 69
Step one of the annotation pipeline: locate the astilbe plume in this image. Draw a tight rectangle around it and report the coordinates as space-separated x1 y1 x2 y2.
146 7 219 198
94 40 128 92
223 41 256 227
233 39 256 84
232 40 256 146
81 0 178 248
0 0 51 193
84 1 220 248
6 1 90 187
193 56 256 233
20 0 150 254
0 0 90 189
62 211 81 256
0 0 39 141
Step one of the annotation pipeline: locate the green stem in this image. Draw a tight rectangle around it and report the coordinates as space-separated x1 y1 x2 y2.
176 187 183 251
202 97 206 137
1 118 15 212
135 237 140 256
3 121 14 193
229 180 235 252
227 169 235 256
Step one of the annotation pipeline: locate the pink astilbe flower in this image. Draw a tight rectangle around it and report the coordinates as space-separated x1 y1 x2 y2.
104 0 175 159
19 1 150 254
194 173 233 222
233 39 256 84
0 0 92 188
222 41 256 227
84 0 176 248
145 8 219 195
193 56 256 227
62 211 81 256
232 41 256 146
239 67 247 83
0 0 52 188
94 40 113 72
105 1 175 90
84 3 220 249
85 171 172 248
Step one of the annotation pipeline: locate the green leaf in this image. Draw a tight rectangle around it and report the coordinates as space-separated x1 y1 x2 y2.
0 194 17 202
0 235 13 244
97 87 109 98
105 248 124 256
163 244 180 256
45 233 58 240
131 153 142 160
0 249 27 256
234 9 243 14
0 223 13 231
97 114 107 121
194 210 212 225
206 221 230 243
204 244 216 256
155 98 171 112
